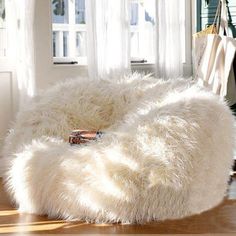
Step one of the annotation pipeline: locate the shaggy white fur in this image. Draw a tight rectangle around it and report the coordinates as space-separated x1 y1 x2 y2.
2 74 235 223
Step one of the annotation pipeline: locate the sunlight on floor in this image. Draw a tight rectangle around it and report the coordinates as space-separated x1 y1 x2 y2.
0 210 18 216
0 220 68 227
0 221 70 234
91 223 114 227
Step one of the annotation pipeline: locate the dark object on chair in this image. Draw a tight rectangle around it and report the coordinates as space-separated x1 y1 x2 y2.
69 130 103 145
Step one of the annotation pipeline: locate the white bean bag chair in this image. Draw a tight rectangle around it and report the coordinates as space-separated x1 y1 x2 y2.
2 74 235 223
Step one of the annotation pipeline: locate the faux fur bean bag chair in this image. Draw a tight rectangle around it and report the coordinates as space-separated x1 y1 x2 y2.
2 74 235 223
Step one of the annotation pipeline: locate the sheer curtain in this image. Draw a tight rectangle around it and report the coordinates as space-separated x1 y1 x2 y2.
86 0 131 79
6 0 36 108
155 0 186 79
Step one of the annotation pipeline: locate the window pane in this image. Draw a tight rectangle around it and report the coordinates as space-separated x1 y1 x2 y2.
76 31 86 57
0 0 6 57
52 0 69 24
75 0 86 24
52 31 68 57
145 5 155 25
130 3 138 25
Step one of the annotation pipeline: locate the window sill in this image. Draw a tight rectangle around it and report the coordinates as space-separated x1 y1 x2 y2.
131 61 155 66
52 63 87 69
131 61 155 74
53 58 155 66
52 57 155 73
53 61 78 65
53 57 87 66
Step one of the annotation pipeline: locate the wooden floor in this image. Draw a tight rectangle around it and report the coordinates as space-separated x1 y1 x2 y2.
1 178 236 235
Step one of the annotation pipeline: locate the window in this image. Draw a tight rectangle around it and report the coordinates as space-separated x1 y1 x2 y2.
51 0 155 64
52 0 86 64
0 0 6 57
130 0 156 63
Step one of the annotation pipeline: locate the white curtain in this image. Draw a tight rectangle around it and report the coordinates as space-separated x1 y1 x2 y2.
6 0 36 108
155 0 186 79
86 0 131 79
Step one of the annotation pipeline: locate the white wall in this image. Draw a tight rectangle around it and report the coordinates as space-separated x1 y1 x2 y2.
0 70 17 149
0 59 18 175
